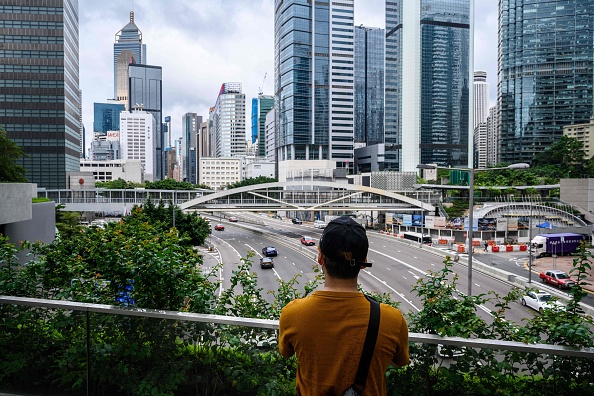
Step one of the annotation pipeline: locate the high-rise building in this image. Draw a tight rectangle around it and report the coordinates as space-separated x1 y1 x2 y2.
0 0 81 189
181 113 201 183
274 0 355 169
385 0 472 171
474 123 487 169
354 26 385 146
486 105 498 166
114 11 146 106
211 83 246 158
473 71 489 129
120 108 155 182
251 95 275 157
128 64 162 180
499 0 594 164
93 103 125 134
90 132 121 161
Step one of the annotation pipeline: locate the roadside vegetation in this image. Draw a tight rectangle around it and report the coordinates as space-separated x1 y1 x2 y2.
1 208 592 395
95 178 211 190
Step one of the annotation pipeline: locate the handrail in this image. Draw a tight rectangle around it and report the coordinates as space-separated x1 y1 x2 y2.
2 295 593 359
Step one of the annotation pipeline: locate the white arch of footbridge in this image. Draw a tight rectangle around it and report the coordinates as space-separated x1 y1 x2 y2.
179 181 434 213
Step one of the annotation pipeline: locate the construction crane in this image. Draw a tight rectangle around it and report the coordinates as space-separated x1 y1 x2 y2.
258 72 267 96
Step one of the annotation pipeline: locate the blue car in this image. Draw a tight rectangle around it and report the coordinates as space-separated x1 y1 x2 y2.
262 246 278 257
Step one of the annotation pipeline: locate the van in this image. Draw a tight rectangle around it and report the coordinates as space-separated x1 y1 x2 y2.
314 220 326 229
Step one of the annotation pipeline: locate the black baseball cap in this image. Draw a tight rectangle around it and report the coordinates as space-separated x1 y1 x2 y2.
319 216 371 267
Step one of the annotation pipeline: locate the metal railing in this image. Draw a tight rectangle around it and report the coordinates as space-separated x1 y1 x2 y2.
2 295 593 359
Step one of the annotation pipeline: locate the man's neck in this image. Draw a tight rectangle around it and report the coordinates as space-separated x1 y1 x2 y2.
323 276 359 292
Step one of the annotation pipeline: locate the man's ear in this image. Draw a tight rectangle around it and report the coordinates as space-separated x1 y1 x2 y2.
317 251 324 266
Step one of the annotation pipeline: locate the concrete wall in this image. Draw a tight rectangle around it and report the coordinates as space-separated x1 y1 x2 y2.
560 178 594 213
4 201 56 263
0 183 35 225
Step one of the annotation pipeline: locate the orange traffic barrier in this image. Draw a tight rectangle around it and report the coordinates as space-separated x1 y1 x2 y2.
519 245 527 251
506 245 513 252
492 246 500 252
438 239 448 245
457 245 465 253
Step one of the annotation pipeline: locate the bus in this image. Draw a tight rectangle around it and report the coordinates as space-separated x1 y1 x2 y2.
402 232 432 245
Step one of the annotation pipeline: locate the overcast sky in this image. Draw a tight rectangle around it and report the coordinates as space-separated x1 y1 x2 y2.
80 0 498 149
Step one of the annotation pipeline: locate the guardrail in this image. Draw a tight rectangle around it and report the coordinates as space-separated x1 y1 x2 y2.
1 295 592 358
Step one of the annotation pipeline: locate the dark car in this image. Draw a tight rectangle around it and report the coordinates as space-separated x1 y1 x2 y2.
272 215 282 220
300 236 315 246
291 218 302 224
260 257 274 269
214 224 225 231
262 246 278 257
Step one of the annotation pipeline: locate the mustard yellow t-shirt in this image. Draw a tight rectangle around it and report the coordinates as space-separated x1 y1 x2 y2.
278 291 409 395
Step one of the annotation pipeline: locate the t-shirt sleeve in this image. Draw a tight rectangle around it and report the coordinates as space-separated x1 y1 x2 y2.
278 307 295 358
392 316 410 367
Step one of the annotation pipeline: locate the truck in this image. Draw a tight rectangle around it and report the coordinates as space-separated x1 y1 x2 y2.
539 269 576 289
530 233 585 258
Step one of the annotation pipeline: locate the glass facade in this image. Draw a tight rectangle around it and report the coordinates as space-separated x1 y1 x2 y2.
251 95 274 157
181 113 200 183
498 0 594 164
113 11 145 101
93 102 125 133
128 64 162 179
354 26 384 146
0 0 80 189
212 83 246 158
385 0 471 171
274 0 354 167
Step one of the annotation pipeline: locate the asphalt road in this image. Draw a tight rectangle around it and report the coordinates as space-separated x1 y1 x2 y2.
203 214 594 325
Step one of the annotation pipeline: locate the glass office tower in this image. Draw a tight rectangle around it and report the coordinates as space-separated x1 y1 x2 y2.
354 26 384 146
114 11 146 105
0 0 80 189
251 95 274 157
128 64 162 179
385 0 472 171
498 0 594 164
274 0 355 169
93 103 125 133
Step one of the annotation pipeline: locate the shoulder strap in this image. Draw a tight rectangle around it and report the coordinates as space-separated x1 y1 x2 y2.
353 296 381 393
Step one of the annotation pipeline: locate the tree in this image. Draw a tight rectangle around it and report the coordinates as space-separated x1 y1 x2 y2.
145 179 196 190
55 204 82 239
225 176 277 190
95 178 141 189
0 128 27 182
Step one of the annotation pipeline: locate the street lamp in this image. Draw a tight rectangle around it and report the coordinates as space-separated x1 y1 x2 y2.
417 163 530 296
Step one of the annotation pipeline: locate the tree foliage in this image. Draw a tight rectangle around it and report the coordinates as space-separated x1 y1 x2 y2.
225 176 277 190
95 178 142 189
124 199 211 247
146 179 197 190
55 204 82 239
0 128 27 183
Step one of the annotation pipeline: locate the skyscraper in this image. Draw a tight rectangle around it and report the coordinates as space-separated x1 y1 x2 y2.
354 26 385 146
274 0 355 169
473 71 489 129
251 95 274 157
120 108 155 182
211 83 246 158
498 0 594 164
128 64 162 180
114 11 146 106
385 0 472 171
181 113 201 183
486 105 499 166
0 0 80 189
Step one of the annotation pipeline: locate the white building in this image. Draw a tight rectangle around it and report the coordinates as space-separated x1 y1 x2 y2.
486 106 499 166
120 109 156 181
80 159 144 183
198 157 241 190
211 82 247 158
474 123 488 169
474 71 490 129
242 156 276 180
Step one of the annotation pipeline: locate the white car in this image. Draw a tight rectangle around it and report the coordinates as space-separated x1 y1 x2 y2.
314 220 326 229
521 291 564 313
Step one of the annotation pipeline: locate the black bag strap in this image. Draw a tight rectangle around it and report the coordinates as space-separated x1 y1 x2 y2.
353 295 381 393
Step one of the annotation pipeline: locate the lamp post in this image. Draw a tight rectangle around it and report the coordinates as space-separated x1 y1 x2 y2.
417 162 530 296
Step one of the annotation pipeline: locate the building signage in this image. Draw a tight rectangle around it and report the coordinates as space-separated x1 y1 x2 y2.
106 131 119 141
496 218 508 231
508 218 518 231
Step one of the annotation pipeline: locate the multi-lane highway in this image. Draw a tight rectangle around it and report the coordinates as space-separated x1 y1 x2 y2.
204 214 593 324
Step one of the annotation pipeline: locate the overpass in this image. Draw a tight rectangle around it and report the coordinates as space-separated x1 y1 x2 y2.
38 181 435 216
